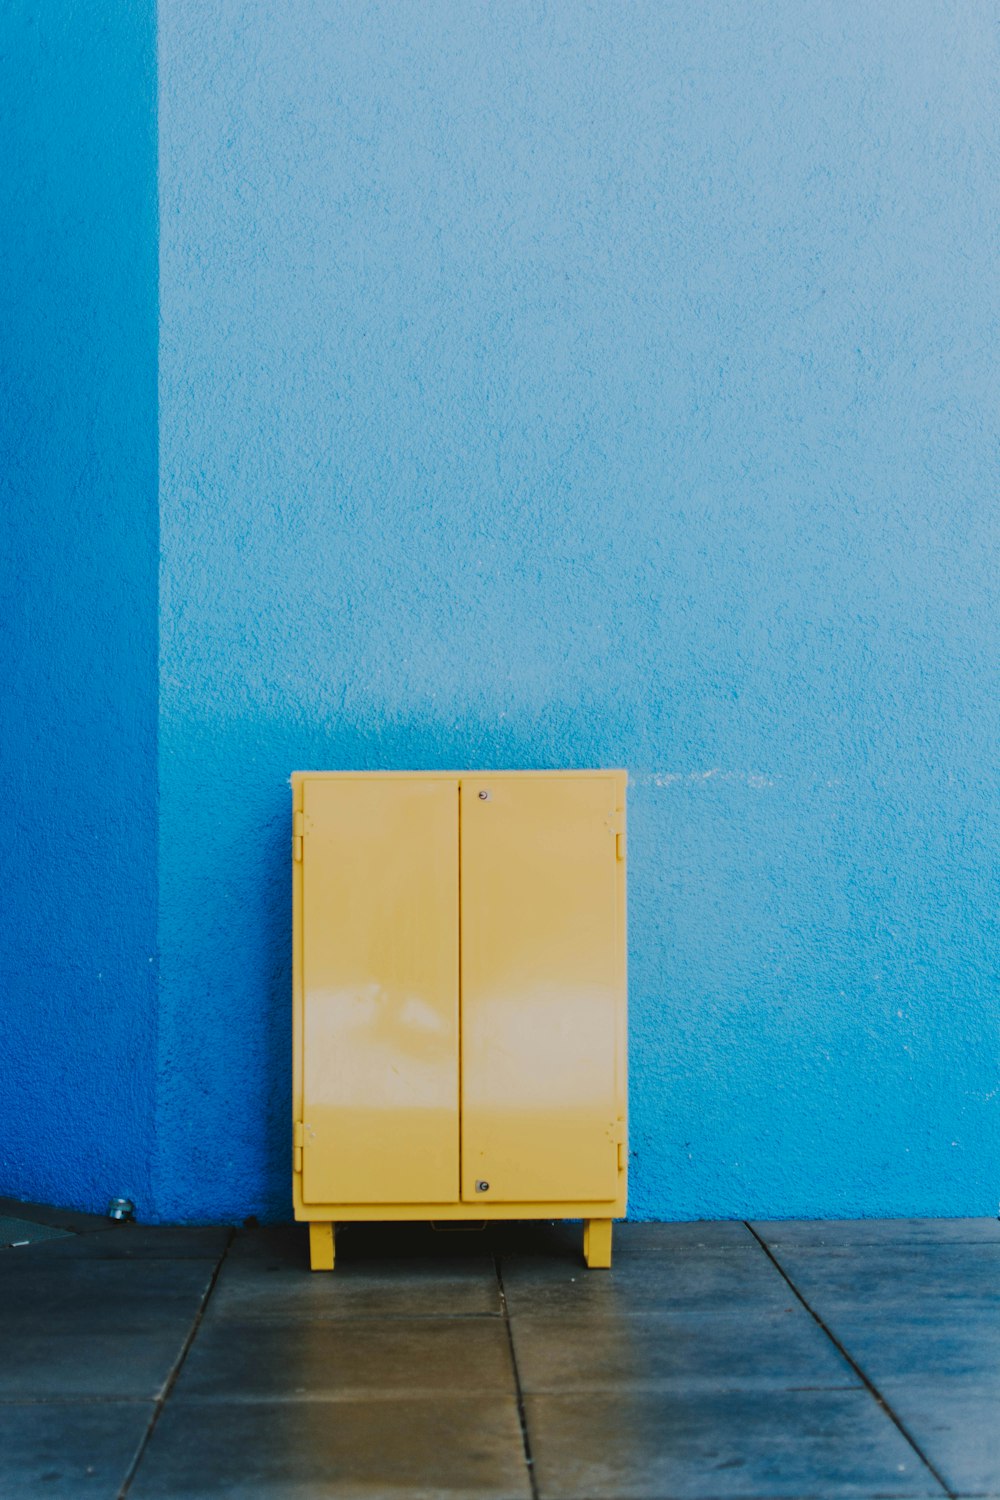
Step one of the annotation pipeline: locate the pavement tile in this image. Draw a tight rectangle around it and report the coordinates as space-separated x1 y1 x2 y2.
878 1381 1000 1496
608 1220 759 1252
525 1388 945 1499
0 1327 201 1401
500 1245 794 1318
208 1251 501 1321
128 1396 532 1499
174 1314 517 1401
816 1307 1000 1384
0 1261 213 1398
768 1244 1000 1310
511 1305 858 1393
754 1218 1000 1248
4 1224 231 1261
0 1259 214 1330
0 1400 152 1499
491 1220 756 1259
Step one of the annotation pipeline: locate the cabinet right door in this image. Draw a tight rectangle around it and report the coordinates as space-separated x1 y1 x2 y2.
459 774 624 1204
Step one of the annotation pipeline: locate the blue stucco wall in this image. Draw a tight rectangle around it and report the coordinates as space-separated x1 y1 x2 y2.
0 5 159 1211
0 0 938 1221
2 2 993 1227
157 0 1000 1223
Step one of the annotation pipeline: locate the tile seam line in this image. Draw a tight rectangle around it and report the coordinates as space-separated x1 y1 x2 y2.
744 1221 955 1500
495 1253 539 1500
116 1227 235 1499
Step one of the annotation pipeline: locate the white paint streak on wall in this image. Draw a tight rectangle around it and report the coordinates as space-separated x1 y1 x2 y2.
636 770 777 789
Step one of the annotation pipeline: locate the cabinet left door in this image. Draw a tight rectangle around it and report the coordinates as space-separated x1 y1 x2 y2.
298 776 460 1205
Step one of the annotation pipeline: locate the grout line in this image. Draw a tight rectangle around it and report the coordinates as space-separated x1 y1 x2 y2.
494 1253 539 1500
744 1222 955 1499
116 1228 235 1499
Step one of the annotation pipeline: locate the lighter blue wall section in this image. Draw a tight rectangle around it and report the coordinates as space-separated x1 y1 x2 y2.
158 1 999 1221
0 6 159 1211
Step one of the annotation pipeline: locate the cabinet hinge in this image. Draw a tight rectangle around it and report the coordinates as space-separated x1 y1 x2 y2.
293 1120 305 1173
293 810 305 863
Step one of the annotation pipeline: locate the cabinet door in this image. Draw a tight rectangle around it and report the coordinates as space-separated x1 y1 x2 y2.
459 775 623 1203
300 777 459 1204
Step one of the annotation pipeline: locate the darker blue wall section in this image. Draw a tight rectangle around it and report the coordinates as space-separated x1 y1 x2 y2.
158 1 1000 1223
0 4 159 1213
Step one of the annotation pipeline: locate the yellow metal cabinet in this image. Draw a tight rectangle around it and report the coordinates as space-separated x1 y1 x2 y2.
291 770 627 1270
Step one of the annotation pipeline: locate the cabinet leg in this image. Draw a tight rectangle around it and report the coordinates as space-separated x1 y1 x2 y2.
309 1222 335 1271
583 1218 612 1269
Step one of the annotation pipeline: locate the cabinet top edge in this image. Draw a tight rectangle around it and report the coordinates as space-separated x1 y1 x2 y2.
291 769 628 783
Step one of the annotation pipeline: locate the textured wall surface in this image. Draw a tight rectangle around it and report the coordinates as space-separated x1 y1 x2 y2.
0 5 159 1210
158 0 1000 1223
2 2 993 1227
